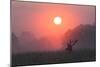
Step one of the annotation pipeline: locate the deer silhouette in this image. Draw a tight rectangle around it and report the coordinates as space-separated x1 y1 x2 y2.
65 40 78 53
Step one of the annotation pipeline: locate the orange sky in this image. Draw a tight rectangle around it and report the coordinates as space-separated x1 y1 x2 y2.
11 2 95 38
11 1 96 52
33 6 79 37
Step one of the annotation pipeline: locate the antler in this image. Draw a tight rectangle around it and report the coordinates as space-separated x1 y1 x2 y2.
72 40 78 46
67 40 78 46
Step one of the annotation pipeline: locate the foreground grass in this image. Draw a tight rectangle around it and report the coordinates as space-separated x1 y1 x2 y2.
12 49 96 67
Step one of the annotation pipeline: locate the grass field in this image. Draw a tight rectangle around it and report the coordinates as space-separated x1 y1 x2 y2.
12 49 96 67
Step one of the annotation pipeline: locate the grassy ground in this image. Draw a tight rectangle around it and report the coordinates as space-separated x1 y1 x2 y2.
11 49 96 67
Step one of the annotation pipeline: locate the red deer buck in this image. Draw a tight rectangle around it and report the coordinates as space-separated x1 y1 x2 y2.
65 40 78 53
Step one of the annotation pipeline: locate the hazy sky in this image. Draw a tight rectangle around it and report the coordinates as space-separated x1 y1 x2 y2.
11 1 96 53
11 1 96 37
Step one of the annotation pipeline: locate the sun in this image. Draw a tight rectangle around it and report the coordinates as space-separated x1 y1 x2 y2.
53 16 62 25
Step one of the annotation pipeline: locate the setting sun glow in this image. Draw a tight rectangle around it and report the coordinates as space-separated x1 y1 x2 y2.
53 16 62 25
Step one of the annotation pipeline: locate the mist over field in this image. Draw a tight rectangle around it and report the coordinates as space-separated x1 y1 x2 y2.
11 1 96 66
